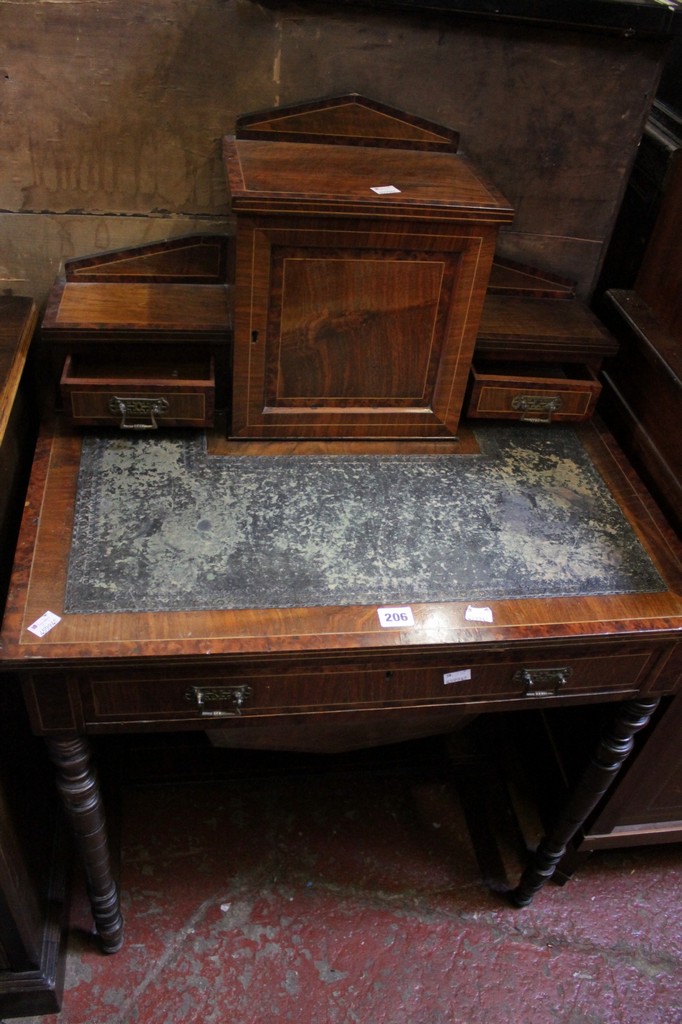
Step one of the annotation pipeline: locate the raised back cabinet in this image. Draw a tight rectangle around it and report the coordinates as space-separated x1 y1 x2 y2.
223 95 514 440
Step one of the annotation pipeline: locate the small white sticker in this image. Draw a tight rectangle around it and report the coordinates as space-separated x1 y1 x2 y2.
370 185 401 194
378 606 415 628
464 605 493 623
443 669 472 685
27 611 62 637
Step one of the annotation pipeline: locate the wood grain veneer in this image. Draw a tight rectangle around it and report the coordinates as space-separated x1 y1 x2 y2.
224 96 513 440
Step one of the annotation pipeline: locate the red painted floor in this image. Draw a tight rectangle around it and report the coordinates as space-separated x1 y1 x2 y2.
6 732 682 1024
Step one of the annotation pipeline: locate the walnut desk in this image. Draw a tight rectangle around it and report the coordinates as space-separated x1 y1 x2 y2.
1 417 682 953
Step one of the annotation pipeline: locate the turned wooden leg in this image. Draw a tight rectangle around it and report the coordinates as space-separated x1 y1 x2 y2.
46 736 124 953
510 696 660 908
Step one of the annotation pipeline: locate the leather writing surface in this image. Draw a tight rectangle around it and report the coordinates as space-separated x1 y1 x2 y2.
64 425 664 615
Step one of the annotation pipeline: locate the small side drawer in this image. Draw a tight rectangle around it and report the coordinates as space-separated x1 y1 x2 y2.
467 361 601 423
75 647 656 727
60 353 215 429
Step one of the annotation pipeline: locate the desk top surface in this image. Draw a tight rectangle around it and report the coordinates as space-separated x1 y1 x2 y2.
2 419 682 666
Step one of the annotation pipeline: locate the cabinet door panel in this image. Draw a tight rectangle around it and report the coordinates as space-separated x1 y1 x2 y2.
231 219 496 439
268 247 457 406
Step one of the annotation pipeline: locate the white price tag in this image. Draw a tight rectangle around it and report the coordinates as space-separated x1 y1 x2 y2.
27 611 62 637
370 185 401 194
378 606 415 628
443 669 472 685
464 605 493 623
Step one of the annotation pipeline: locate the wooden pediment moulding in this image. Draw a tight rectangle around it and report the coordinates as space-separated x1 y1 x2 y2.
487 257 576 300
62 235 229 284
234 93 461 151
56 233 576 301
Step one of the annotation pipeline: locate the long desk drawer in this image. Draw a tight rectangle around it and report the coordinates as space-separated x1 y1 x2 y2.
73 646 660 727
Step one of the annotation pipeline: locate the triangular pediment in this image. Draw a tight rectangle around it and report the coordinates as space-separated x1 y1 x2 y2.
235 94 459 151
64 236 228 284
488 258 576 298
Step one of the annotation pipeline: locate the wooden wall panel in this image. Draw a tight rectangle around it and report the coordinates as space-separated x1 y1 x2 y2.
0 0 672 307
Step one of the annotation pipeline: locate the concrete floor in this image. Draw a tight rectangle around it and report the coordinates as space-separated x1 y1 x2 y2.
5 730 681 1024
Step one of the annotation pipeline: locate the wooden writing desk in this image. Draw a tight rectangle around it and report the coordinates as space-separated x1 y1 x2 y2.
1 417 681 953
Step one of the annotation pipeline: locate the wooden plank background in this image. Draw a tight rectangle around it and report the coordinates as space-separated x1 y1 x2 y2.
0 0 671 306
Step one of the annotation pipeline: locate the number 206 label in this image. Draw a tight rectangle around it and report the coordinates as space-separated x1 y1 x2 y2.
378 606 415 628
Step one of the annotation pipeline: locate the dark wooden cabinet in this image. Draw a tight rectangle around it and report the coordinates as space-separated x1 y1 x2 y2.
577 687 682 853
0 299 38 614
224 95 513 440
598 83 682 535
549 56 682 867
523 651 682 877
0 298 66 1016
596 44 682 532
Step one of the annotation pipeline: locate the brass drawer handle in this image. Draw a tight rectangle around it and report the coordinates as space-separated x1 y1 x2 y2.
511 394 563 424
184 684 253 717
108 396 170 430
514 666 572 697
